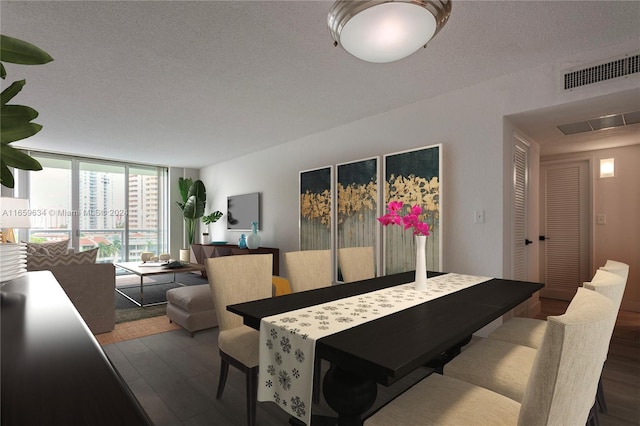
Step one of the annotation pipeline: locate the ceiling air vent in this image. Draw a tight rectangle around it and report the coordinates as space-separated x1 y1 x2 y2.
564 53 640 90
557 110 640 136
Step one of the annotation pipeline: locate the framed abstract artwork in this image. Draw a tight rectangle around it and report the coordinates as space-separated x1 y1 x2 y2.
299 166 333 251
336 157 380 279
383 144 442 274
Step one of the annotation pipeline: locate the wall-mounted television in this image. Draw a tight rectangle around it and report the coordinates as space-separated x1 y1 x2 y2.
227 192 260 231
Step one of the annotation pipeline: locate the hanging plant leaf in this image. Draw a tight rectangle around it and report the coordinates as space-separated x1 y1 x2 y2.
0 143 42 171
0 122 42 144
0 35 53 188
0 79 25 106
1 104 39 128
0 35 54 65
0 158 15 188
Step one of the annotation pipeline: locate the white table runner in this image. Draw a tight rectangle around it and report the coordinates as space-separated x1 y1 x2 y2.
257 273 491 425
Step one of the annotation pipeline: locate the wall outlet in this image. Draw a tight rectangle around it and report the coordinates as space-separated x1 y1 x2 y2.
474 210 485 224
597 214 606 225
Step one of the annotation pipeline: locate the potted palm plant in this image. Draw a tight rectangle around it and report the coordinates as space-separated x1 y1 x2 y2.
176 178 206 261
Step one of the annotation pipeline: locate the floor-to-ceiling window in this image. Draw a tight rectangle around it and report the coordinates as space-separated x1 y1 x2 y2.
27 156 73 242
22 153 167 263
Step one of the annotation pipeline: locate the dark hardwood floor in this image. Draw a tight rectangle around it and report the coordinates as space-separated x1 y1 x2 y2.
103 298 639 425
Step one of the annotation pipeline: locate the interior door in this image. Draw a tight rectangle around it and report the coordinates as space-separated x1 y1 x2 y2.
512 137 530 281
540 160 591 300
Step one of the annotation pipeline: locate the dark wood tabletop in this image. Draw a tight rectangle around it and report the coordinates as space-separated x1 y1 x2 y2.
1 271 152 425
228 271 543 385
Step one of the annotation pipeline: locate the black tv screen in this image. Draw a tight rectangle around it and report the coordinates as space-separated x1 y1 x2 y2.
227 192 260 231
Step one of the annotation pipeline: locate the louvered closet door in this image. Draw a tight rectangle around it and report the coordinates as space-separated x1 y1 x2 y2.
540 160 590 300
512 141 528 281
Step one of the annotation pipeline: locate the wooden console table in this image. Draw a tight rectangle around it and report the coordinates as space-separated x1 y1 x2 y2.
1 271 151 425
190 243 280 276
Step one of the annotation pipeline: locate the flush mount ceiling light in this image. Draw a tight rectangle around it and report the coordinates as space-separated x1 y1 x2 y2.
328 0 452 63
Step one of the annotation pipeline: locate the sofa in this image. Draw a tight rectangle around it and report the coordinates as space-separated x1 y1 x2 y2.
25 240 116 334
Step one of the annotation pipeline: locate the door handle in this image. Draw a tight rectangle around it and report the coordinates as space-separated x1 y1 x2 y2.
525 239 533 245
539 235 550 241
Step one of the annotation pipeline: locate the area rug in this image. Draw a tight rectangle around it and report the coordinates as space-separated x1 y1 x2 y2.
96 315 181 345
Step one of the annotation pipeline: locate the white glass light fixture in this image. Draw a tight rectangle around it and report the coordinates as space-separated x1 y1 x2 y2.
600 158 615 178
328 0 452 63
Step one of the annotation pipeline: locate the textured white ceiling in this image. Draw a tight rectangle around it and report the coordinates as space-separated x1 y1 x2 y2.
2 1 639 168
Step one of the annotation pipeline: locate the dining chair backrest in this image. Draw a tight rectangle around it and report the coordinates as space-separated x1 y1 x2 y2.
206 254 273 332
283 250 332 292
600 259 630 282
518 288 616 426
338 246 375 283
584 267 627 312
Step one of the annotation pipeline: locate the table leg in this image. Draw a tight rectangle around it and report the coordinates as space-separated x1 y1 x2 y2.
322 364 377 426
140 276 144 307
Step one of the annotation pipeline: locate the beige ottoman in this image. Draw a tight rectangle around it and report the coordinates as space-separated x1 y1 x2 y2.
166 284 218 337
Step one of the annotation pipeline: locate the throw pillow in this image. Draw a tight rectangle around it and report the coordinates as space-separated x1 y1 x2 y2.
24 239 70 256
26 247 99 270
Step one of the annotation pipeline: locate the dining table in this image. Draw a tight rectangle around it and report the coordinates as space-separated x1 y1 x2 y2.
228 270 543 426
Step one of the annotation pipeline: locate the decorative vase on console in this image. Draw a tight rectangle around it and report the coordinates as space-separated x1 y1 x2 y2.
247 221 261 249
238 234 248 249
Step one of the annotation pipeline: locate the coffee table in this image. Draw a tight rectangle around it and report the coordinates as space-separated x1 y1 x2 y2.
114 261 206 307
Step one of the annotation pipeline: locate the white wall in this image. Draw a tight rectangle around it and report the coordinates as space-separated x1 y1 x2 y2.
200 40 639 284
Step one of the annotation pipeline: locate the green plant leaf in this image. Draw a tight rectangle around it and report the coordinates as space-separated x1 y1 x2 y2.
1 143 42 171
1 104 39 128
203 211 223 224
0 121 42 144
187 180 206 202
178 177 193 203
183 194 205 220
0 158 15 188
1 79 25 106
0 35 54 65
0 36 51 189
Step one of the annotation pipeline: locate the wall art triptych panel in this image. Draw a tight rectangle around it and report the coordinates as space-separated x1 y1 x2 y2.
336 157 380 277
299 144 442 280
383 144 441 275
299 166 332 251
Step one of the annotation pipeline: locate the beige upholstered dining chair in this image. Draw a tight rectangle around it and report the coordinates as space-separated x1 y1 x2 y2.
338 246 375 283
283 249 332 292
484 263 628 414
282 249 332 402
365 287 617 426
440 269 625 408
600 258 630 281
206 254 273 426
488 261 629 349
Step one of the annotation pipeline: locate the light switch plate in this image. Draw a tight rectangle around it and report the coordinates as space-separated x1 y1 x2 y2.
597 214 606 225
474 210 485 224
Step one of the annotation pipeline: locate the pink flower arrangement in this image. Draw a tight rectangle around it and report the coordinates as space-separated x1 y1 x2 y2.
378 201 430 236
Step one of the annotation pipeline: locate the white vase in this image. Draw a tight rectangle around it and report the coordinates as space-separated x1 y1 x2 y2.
247 221 261 249
414 235 428 291
179 249 190 263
